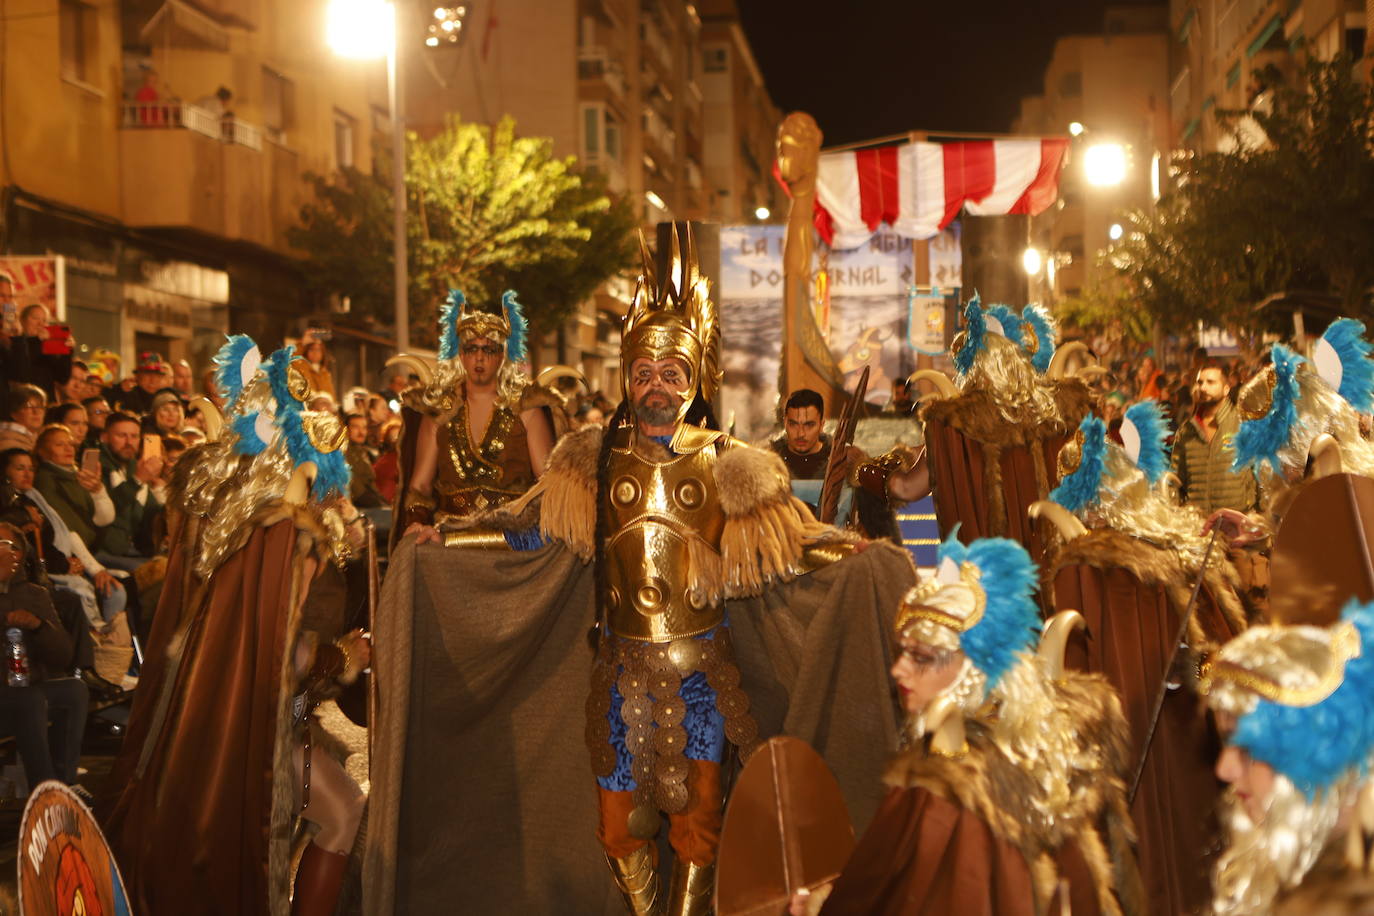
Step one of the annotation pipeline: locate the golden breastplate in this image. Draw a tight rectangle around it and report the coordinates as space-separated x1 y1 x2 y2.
603 431 726 642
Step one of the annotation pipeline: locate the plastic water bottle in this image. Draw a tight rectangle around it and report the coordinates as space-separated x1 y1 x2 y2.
6 628 29 687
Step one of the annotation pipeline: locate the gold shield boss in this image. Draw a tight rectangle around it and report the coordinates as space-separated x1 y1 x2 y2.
603 430 726 642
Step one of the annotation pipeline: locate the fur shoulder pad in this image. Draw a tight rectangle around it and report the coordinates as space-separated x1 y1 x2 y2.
530 425 603 560
714 442 831 596
713 442 792 517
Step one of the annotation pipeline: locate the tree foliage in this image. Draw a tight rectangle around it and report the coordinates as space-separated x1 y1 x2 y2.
288 115 637 350
1106 53 1374 331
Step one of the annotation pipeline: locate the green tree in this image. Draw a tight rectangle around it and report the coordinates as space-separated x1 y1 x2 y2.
288 115 636 350
1107 53 1374 332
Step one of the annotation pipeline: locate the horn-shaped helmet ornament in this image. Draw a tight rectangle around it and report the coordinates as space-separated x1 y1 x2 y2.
438 288 530 364
620 223 720 423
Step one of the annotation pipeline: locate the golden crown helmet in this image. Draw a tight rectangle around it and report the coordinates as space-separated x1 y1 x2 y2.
620 223 721 424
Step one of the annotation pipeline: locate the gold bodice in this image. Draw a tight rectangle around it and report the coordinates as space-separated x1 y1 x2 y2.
603 426 727 642
433 398 534 519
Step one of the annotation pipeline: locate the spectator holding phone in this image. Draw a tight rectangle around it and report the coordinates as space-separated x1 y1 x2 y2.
11 305 72 401
0 449 127 630
0 522 90 795
33 425 114 552
95 412 164 573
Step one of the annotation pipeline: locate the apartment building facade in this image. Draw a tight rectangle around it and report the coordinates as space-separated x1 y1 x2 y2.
0 0 394 379
406 0 784 393
1013 6 1171 301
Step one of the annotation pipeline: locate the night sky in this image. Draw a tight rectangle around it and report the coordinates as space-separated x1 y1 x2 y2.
736 0 1155 146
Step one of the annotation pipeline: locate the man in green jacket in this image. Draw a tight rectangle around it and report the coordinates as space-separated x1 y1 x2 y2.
1172 364 1257 515
95 412 165 572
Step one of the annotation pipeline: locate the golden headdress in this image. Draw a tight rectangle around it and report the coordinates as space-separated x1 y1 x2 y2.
620 223 720 422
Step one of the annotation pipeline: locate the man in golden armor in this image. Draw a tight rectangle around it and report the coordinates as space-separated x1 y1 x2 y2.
396 289 557 542
530 225 867 915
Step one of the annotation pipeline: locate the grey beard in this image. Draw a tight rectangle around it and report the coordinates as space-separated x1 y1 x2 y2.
634 401 678 427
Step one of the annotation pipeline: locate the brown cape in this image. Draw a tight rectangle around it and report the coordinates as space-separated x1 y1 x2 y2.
362 539 915 915
1045 529 1244 916
101 510 313 916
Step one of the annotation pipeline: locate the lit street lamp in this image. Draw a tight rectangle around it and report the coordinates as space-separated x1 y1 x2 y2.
327 0 409 350
1084 143 1127 187
1021 247 1043 277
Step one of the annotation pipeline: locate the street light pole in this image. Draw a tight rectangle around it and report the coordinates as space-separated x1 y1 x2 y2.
327 0 408 350
388 22 408 351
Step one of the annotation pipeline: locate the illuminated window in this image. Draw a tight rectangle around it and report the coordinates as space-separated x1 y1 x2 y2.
334 110 356 170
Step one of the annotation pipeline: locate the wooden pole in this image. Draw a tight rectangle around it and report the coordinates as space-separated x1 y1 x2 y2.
776 112 846 410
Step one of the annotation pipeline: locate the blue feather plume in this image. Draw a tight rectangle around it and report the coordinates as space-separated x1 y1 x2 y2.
1233 600 1374 797
985 304 1025 348
954 293 985 378
230 411 270 455
502 290 528 363
936 534 1041 689
212 334 259 407
1124 400 1170 484
1049 415 1107 513
1321 318 1374 413
439 289 465 361
1231 344 1304 474
1021 305 1056 373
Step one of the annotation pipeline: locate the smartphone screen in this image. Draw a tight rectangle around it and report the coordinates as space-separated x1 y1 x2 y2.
142 435 162 460
81 449 100 476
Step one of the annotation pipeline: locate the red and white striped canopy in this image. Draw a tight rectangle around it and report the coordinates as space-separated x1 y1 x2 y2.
813 138 1069 249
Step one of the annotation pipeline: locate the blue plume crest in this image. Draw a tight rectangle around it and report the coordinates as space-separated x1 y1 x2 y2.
1021 305 1057 373
954 292 985 377
1231 344 1304 474
985 304 1025 347
1320 318 1374 413
1233 600 1374 797
1123 400 1170 484
212 334 260 408
502 290 528 363
230 411 271 455
438 289 465 361
1049 414 1107 513
935 534 1042 689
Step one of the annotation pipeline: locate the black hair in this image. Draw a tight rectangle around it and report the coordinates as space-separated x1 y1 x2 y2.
81 395 108 408
44 404 83 425
784 388 824 414
105 411 141 431
0 448 30 474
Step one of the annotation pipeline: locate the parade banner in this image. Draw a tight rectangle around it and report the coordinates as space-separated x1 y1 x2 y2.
827 228 913 406
19 780 131 916
929 222 962 289
0 256 66 320
719 225 916 436
720 226 785 441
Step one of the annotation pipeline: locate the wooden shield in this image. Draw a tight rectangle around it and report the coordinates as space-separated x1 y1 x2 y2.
20 780 132 916
715 736 854 916
1270 473 1374 625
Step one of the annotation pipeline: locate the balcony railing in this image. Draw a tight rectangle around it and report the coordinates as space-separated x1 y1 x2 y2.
120 101 264 150
578 48 628 101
